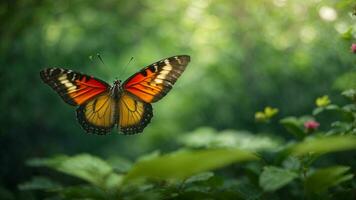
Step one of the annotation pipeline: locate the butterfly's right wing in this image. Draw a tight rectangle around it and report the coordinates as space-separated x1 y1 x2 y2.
40 68 110 105
117 92 153 135
76 92 117 135
123 55 190 103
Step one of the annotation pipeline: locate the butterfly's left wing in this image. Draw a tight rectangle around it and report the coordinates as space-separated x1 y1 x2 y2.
123 55 190 103
40 68 110 105
76 92 117 135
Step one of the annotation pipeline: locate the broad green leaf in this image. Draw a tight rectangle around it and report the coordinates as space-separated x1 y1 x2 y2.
259 166 297 191
314 103 353 120
179 127 219 148
106 156 133 173
60 185 108 200
291 136 356 156
27 154 122 189
305 166 353 193
282 156 301 171
185 172 214 184
342 89 356 101
184 174 223 194
341 27 353 40
104 173 124 190
280 117 305 139
312 107 324 115
18 176 62 191
124 148 258 182
136 150 161 162
325 104 339 111
181 128 280 151
236 182 262 200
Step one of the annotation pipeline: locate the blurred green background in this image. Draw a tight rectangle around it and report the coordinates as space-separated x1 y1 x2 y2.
0 0 355 194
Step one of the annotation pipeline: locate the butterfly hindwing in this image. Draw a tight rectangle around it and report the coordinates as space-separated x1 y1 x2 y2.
118 92 153 134
76 92 117 134
123 55 190 103
40 68 109 105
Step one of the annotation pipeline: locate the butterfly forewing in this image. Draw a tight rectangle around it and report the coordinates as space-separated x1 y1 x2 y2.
123 55 190 103
118 92 153 134
76 92 117 134
40 68 109 105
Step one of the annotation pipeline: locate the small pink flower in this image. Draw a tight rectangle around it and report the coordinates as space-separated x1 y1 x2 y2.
304 120 320 132
351 43 356 53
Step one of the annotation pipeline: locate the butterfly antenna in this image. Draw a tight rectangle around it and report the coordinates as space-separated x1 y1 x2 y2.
97 53 107 67
119 57 134 79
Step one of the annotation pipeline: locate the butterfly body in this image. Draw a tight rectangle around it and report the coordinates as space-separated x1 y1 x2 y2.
40 55 190 135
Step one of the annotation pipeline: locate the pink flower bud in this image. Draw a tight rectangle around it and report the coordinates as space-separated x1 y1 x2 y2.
351 43 356 53
304 120 320 132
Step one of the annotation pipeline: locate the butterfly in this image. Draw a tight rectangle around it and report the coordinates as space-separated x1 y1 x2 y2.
40 55 190 135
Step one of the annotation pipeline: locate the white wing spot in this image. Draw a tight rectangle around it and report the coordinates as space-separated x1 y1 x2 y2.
163 64 172 71
64 82 74 88
160 70 170 75
67 86 77 91
175 57 182 64
154 79 163 84
58 75 67 81
157 74 167 80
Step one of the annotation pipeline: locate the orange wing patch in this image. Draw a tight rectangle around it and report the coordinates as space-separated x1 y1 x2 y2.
123 55 190 103
40 68 109 105
118 93 153 134
76 92 117 134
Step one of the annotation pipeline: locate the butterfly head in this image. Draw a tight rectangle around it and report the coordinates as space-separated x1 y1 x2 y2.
111 79 122 99
114 79 121 86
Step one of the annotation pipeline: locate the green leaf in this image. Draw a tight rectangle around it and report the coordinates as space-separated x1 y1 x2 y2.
282 156 301 171
342 89 356 102
18 176 62 191
181 128 280 151
136 150 161 162
325 104 339 111
259 166 298 191
27 154 122 189
106 156 133 173
179 127 217 148
305 166 353 193
185 172 214 184
312 107 324 115
124 148 258 182
60 185 108 200
236 182 262 200
341 27 353 40
291 135 356 156
280 117 305 139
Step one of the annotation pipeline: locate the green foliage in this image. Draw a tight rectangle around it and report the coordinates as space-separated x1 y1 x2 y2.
280 117 307 139
124 148 258 182
259 166 297 191
18 177 62 191
334 72 356 90
291 135 356 156
180 128 280 150
305 166 353 194
342 89 356 102
27 154 123 190
15 89 356 199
